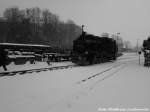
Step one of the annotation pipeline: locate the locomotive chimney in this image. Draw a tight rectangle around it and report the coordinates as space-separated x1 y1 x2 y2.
81 25 86 39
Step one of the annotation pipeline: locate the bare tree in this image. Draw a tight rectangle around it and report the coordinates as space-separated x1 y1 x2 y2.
1 6 81 50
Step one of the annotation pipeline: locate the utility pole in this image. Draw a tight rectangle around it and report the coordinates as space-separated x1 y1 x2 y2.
116 33 120 53
139 52 141 65
137 38 141 65
81 25 85 40
137 38 139 54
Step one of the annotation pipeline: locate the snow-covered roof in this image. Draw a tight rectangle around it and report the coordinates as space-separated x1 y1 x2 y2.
0 43 52 48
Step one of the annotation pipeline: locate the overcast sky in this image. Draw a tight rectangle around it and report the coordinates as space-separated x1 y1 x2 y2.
0 0 150 46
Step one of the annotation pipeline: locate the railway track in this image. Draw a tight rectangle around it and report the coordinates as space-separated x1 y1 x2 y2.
77 59 136 85
77 63 124 84
89 64 126 90
0 65 77 77
0 55 139 77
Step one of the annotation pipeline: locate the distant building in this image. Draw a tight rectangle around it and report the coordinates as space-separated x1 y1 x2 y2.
101 32 109 37
111 34 123 52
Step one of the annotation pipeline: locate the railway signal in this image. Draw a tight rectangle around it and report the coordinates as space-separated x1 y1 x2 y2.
138 51 141 65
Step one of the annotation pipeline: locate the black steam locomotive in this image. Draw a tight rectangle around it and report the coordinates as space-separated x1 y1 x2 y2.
72 32 118 65
143 37 150 66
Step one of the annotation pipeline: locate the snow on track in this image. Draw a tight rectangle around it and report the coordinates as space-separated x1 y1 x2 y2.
0 65 76 76
0 61 75 73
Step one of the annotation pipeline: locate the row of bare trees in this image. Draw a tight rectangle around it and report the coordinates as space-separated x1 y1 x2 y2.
0 7 82 50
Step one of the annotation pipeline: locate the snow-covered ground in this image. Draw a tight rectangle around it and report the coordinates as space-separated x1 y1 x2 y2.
0 61 75 73
0 53 149 112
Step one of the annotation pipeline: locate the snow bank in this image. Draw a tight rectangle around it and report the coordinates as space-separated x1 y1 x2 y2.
0 61 75 73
